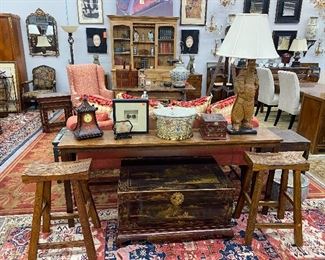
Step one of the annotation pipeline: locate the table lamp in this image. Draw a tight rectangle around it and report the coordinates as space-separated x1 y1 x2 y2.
289 38 308 67
217 13 278 134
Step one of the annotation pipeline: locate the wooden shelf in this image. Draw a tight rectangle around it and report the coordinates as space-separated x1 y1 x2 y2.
114 52 131 55
158 53 174 55
134 55 155 57
158 39 174 41
134 41 155 44
114 38 130 41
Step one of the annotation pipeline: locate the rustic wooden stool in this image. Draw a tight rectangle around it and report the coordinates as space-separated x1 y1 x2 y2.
22 158 100 260
233 151 309 247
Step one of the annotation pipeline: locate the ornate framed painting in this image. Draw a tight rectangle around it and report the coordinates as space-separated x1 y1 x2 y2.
77 0 103 24
180 0 207 26
243 0 270 14
275 0 303 23
272 30 297 55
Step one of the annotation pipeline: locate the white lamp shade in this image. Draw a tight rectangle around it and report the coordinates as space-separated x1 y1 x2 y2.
36 36 51 47
28 24 40 35
217 13 279 59
289 39 308 52
61 25 78 33
46 25 54 35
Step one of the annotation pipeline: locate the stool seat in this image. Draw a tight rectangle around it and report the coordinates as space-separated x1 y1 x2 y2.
22 159 91 183
23 158 100 259
234 151 310 247
245 151 309 171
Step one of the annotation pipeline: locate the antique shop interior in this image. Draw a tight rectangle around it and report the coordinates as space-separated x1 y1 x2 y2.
0 0 325 259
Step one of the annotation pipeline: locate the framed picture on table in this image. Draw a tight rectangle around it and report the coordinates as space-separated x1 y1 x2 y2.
243 0 270 14
77 0 104 24
113 99 149 133
180 0 207 25
275 0 303 23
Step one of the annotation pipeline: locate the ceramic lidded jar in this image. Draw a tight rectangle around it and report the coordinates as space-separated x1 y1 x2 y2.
170 62 190 88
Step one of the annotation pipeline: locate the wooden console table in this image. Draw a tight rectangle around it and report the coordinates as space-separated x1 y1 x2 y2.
113 84 195 101
297 83 325 154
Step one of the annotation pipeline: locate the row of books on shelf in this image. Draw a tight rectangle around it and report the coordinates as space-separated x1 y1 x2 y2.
159 42 173 54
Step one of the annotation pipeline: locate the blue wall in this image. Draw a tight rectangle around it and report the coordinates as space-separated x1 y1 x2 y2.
1 0 324 94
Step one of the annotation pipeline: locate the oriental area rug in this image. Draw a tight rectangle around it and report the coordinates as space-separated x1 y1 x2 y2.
0 111 42 166
0 199 324 259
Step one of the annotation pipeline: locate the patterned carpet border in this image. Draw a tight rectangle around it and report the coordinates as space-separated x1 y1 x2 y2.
0 199 324 259
0 112 42 166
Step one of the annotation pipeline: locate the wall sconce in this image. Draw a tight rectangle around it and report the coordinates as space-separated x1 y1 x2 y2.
220 0 236 7
315 40 324 55
61 26 78 64
211 39 222 56
311 0 325 18
306 16 318 49
206 15 223 34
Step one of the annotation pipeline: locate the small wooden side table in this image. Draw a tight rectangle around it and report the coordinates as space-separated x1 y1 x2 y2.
37 93 72 133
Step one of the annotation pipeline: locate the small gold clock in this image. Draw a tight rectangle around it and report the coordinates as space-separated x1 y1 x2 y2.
83 113 93 123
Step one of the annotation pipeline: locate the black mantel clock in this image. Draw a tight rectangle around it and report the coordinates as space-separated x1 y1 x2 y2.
73 97 103 140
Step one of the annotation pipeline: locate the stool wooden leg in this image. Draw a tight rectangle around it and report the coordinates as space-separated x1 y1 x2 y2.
293 170 303 247
277 169 289 219
81 181 101 228
28 182 44 260
72 180 97 259
42 181 52 233
245 172 264 246
64 180 75 228
262 170 275 215
234 166 253 218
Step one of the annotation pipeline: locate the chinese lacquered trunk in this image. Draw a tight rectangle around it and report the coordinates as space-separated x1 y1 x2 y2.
117 156 235 245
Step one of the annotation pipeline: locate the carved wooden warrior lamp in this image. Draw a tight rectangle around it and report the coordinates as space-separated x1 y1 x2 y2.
217 14 278 134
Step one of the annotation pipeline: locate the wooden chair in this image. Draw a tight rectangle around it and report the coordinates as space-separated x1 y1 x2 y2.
22 158 100 260
21 65 56 109
233 151 309 246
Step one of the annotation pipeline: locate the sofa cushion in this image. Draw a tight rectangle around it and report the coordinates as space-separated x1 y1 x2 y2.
86 95 113 115
169 96 212 114
115 92 161 108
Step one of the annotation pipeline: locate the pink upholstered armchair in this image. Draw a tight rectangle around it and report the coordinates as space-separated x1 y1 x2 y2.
66 64 114 107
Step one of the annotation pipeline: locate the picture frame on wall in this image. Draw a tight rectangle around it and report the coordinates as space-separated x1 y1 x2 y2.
86 28 107 53
77 0 103 24
181 30 199 54
243 0 270 14
113 99 149 133
275 0 303 23
272 30 297 55
180 0 207 26
0 61 20 112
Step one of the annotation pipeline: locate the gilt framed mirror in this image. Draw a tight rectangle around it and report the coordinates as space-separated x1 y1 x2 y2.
243 0 270 14
26 8 59 56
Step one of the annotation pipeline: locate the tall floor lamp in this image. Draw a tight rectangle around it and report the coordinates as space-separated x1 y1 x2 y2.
217 13 279 134
61 26 78 64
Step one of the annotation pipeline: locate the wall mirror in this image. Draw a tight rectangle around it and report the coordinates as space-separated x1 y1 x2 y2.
275 0 302 23
26 8 59 56
243 0 270 14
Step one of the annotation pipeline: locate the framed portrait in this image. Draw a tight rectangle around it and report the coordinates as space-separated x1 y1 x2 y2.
273 30 297 55
180 0 207 26
181 30 199 54
243 0 270 14
77 0 103 24
86 28 107 53
113 99 149 133
275 0 302 23
0 61 20 112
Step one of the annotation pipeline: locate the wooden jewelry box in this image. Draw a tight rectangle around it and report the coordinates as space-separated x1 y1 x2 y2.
117 156 235 246
200 113 227 140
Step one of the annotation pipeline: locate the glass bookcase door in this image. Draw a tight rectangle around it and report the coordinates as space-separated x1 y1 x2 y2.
113 25 131 69
132 23 155 70
157 25 175 68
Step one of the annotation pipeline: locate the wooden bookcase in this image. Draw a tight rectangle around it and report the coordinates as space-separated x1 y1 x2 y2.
108 15 178 88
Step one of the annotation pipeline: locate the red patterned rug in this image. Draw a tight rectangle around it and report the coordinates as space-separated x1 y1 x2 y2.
0 111 41 166
0 199 324 259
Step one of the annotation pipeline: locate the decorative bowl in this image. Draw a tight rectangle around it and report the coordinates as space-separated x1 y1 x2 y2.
153 107 196 140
